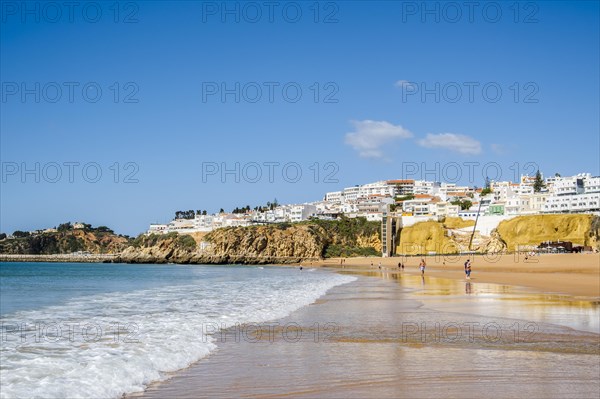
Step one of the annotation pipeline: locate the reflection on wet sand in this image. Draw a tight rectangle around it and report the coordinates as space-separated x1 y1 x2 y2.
138 270 600 399
340 268 600 334
466 281 472 294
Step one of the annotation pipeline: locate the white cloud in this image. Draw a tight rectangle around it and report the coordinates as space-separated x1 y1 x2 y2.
344 120 413 159
417 133 482 155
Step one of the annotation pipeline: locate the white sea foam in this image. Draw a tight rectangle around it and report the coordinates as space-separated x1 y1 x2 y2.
0 269 355 398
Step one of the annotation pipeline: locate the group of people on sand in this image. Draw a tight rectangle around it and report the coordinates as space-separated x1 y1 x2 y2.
395 258 427 275
367 257 474 280
370 261 385 270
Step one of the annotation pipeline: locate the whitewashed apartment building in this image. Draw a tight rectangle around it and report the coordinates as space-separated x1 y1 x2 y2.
543 174 600 213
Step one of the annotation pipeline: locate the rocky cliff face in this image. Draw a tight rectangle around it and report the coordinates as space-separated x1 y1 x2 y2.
118 219 382 264
398 221 459 254
448 229 507 253
496 214 598 251
119 233 200 263
0 229 130 255
203 225 328 260
397 214 599 255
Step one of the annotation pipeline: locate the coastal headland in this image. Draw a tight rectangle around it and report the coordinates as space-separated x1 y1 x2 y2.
2 215 599 300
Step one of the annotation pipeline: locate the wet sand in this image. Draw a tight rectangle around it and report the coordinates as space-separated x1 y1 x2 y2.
313 253 600 298
136 266 600 398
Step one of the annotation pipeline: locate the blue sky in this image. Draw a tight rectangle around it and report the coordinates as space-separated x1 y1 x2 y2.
1 0 599 235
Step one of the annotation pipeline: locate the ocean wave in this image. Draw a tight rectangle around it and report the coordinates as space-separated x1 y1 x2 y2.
0 269 355 398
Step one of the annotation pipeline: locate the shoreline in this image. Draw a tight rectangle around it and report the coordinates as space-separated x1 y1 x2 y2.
6 258 595 397
0 254 118 263
0 254 322 265
3 252 598 298
137 263 600 398
308 253 600 299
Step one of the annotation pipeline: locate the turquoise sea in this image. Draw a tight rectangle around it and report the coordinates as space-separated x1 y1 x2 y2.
0 262 355 398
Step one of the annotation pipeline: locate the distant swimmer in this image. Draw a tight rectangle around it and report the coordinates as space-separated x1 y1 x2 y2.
299 266 303 271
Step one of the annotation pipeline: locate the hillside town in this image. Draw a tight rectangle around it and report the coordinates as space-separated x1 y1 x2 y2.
147 172 600 237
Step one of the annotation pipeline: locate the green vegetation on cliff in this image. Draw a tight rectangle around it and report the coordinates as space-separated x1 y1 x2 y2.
0 224 130 255
301 217 381 248
323 245 379 258
203 217 381 259
119 217 383 264
132 232 197 250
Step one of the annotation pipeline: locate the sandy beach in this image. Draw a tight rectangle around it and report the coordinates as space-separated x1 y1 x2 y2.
137 254 600 398
312 253 600 299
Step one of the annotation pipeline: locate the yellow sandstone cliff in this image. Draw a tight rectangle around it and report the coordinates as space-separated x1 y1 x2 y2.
397 214 599 255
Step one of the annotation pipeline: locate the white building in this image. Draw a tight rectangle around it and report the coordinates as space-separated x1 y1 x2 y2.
542 173 600 213
363 212 385 221
458 210 480 219
342 186 361 202
492 181 520 202
413 180 436 195
148 224 168 234
324 191 343 203
341 201 359 214
274 205 292 221
193 214 215 231
526 193 550 213
543 192 600 213
169 218 195 231
520 174 537 190
553 175 585 196
289 204 317 222
431 201 460 217
356 196 394 214
386 179 415 196
357 181 396 198
584 175 600 193
402 195 436 216
505 197 530 216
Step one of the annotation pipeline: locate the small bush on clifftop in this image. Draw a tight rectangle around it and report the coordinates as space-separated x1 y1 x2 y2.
324 244 379 258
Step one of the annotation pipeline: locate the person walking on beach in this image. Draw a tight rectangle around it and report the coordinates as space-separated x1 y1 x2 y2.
465 259 472 279
419 258 426 276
